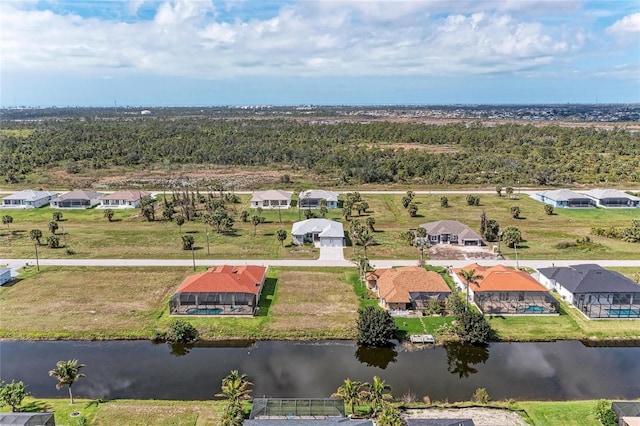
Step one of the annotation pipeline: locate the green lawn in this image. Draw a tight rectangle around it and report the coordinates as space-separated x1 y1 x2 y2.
1 192 639 260
518 400 603 426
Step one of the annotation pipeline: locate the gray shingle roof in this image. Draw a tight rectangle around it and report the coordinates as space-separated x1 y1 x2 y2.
292 219 344 238
2 190 58 201
538 264 640 294
299 190 340 202
581 189 640 201
420 220 482 241
536 189 591 202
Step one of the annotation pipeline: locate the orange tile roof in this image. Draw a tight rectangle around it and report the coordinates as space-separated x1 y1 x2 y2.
453 264 547 292
175 265 267 294
373 267 451 304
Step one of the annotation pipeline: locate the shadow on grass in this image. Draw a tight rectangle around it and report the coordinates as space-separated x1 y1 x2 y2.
21 400 53 413
255 277 277 317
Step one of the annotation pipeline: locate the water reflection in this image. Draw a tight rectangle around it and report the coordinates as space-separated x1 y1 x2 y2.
444 343 490 378
355 345 398 369
169 342 194 357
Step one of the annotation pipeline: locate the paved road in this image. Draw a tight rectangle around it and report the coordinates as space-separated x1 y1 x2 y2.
4 258 640 273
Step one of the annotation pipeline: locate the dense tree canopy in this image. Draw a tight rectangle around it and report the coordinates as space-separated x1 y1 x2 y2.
2 118 639 186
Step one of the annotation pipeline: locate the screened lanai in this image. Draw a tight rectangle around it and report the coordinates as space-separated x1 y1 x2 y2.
474 291 559 315
575 292 640 319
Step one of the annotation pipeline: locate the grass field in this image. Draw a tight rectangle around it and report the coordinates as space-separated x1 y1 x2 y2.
2 397 227 426
3 397 631 426
1 192 638 260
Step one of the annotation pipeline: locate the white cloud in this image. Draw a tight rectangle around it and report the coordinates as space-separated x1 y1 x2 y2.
0 0 596 80
606 13 640 34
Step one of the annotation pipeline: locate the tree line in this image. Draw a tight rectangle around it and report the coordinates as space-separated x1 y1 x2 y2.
2 119 639 185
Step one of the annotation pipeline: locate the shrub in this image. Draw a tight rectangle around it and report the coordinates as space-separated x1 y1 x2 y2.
0 380 29 412
544 204 554 215
457 310 492 345
168 319 199 344
427 298 443 315
593 399 616 426
445 293 465 316
440 196 449 208
472 387 491 404
555 241 577 250
356 306 398 347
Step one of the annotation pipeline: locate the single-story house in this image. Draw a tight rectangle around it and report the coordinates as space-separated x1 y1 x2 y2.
453 264 558 315
0 268 12 286
537 264 640 319
250 190 293 209
365 266 451 313
0 412 56 426
581 189 640 208
99 190 152 209
169 265 267 316
420 220 484 246
534 189 595 208
1 190 58 209
49 190 102 209
298 189 340 209
291 219 344 247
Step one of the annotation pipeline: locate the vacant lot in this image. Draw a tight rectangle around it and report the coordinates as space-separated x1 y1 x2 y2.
1 192 638 260
265 269 359 338
0 267 188 339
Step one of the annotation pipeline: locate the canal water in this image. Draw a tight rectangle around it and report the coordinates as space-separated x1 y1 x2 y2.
1 340 639 401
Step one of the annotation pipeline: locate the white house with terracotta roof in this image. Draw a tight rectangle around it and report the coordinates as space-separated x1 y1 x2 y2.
452 263 558 315
581 189 640 208
250 190 293 209
169 265 267 316
366 266 451 313
99 190 152 209
291 218 344 247
1 190 58 209
49 190 103 209
298 189 340 209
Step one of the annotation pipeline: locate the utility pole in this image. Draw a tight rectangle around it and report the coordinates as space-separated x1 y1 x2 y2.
205 227 210 256
514 243 519 270
34 242 40 272
191 245 196 271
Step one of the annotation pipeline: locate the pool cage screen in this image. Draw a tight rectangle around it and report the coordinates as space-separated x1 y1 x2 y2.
575 292 640 319
169 291 256 314
474 291 559 315
249 398 346 419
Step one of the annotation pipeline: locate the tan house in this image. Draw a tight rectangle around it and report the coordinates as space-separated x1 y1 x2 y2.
366 266 451 313
99 190 152 209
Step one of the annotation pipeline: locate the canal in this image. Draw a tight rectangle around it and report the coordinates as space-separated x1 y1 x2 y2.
1 340 639 401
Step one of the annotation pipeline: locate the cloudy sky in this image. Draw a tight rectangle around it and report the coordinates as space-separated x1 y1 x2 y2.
1 0 639 106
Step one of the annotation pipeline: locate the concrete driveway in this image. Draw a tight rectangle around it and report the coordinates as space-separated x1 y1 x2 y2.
318 246 345 261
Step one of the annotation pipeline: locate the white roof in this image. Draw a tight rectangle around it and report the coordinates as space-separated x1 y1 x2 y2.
536 189 591 201
102 190 151 201
299 189 339 202
2 190 58 201
250 190 292 202
581 189 640 201
292 219 344 238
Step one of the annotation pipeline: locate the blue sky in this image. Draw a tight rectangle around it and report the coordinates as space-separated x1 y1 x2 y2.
1 0 639 106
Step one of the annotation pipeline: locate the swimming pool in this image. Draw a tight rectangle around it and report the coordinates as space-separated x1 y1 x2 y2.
186 307 223 315
517 305 548 314
606 308 640 318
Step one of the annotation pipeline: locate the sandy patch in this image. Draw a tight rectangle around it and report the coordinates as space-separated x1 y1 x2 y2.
428 245 498 261
405 408 528 426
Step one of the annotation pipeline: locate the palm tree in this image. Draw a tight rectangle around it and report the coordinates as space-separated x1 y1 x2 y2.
459 269 483 311
29 229 43 245
48 221 59 235
251 215 261 236
216 370 253 406
363 376 393 417
103 209 114 222
48 359 86 404
276 229 287 247
356 229 376 258
2 215 13 233
332 378 363 416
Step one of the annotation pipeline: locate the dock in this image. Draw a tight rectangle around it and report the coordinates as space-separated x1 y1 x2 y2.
410 334 435 344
